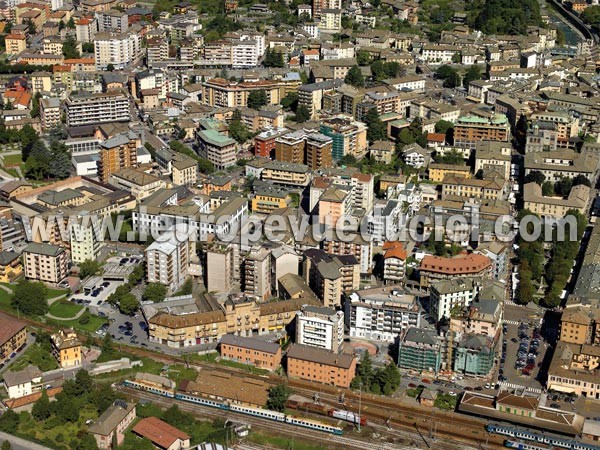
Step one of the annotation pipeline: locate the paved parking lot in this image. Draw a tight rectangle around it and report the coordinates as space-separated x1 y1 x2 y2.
69 279 121 308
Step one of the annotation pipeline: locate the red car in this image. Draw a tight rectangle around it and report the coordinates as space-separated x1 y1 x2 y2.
422 379 431 384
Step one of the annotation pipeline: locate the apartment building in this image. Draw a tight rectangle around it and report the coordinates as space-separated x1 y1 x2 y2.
97 131 139 183
220 334 282 370
261 161 311 187
50 329 82 368
430 277 483 322
94 32 142 70
474 140 512 181
69 213 103 264
370 140 394 164
201 78 281 108
0 314 26 366
172 155 197 186
251 183 290 214
398 327 443 373
319 8 341 31
275 130 306 165
65 91 131 127
420 44 460 63
286 344 356 388
419 253 492 288
319 115 368 160
296 305 344 352
146 36 169 68
40 97 61 131
429 163 471 183
89 401 137 449
524 149 600 184
297 79 343 119
306 133 333 170
145 225 196 292
524 182 591 220
383 241 407 284
231 39 258 68
23 242 68 284
75 17 96 42
5 34 26 55
441 173 505 201
96 9 128 33
346 286 421 342
148 293 316 347
559 306 600 346
547 340 600 399
318 186 352 227
304 249 360 308
323 234 372 274
453 114 510 149
243 248 272 301
197 129 237 170
109 168 166 200
205 244 234 294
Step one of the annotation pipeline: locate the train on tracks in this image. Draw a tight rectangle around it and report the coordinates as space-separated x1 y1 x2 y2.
487 424 600 450
123 379 345 435
286 399 366 426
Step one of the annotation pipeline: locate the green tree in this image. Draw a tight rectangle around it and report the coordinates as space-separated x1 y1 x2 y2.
294 104 310 123
365 108 386 143
434 120 453 134
344 65 365 88
515 113 528 149
280 92 298 111
524 170 545 185
198 158 215 174
79 259 101 278
12 279 48 315
106 64 115 72
26 19 36 34
1 441 12 450
0 410 19 432
30 92 42 118
174 278 193 296
462 65 481 88
53 393 79 422
119 293 139 315
582 5 600 31
128 264 144 285
62 36 80 59
247 90 268 109
435 65 460 88
163 405 194 428
266 384 291 412
542 181 555 196
357 49 371 66
82 42 94 53
32 390 52 421
67 17 75 28
573 174 592 187
554 177 573 197
101 332 114 355
143 283 168 303
77 434 99 450
228 109 251 143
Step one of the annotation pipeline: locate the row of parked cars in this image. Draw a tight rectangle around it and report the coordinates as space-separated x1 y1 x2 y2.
515 323 541 376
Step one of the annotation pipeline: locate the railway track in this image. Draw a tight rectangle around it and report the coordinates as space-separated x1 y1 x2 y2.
117 386 424 450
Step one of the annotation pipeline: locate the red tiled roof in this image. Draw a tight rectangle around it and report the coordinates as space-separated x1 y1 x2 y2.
132 417 190 449
0 313 26 346
383 241 407 260
420 253 491 275
427 133 446 143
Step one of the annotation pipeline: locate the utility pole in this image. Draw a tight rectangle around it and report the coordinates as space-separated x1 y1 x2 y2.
358 381 362 433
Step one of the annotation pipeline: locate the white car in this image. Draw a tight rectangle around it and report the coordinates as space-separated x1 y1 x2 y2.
485 383 491 389
448 391 457 396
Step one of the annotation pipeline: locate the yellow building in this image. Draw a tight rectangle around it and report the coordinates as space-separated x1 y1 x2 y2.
429 163 471 183
51 329 82 368
5 34 27 55
0 252 22 283
251 184 291 214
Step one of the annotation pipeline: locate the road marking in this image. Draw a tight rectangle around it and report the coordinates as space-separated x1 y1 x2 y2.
500 382 543 394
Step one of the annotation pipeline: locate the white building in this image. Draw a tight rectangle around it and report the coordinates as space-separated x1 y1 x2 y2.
231 40 258 68
145 224 196 292
69 213 103 265
296 305 344 352
96 10 129 33
429 277 483 322
3 365 42 399
65 91 131 127
345 287 421 342
94 32 142 71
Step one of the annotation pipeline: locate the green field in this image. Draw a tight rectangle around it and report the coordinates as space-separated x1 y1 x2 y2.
59 311 107 333
2 153 23 166
48 301 83 318
46 288 70 299
11 343 59 372
189 352 269 375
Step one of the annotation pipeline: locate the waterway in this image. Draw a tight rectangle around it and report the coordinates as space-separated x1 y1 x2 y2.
542 0 583 46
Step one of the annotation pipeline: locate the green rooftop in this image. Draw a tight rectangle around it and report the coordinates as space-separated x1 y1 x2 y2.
198 129 236 147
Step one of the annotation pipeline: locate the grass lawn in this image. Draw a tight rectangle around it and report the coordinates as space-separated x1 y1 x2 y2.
0 285 15 313
188 352 269 375
434 392 458 410
248 431 329 450
48 301 83 318
46 288 70 299
59 311 106 333
2 153 23 166
11 343 59 372
164 364 198 387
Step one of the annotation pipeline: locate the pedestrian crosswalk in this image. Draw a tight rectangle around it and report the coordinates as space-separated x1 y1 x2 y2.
500 382 543 394
503 320 521 326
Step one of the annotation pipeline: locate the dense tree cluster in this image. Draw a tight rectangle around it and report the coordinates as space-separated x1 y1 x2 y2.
266 384 291 412
78 260 101 279
23 140 72 181
105 264 144 314
247 90 268 109
350 353 401 395
228 110 252 144
435 65 461 88
263 48 285 67
515 209 544 305
471 0 542 34
581 5 600 32
344 65 365 88
397 117 427 147
365 108 386 143
12 279 48 315
433 149 464 165
370 60 405 81
143 283 168 303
